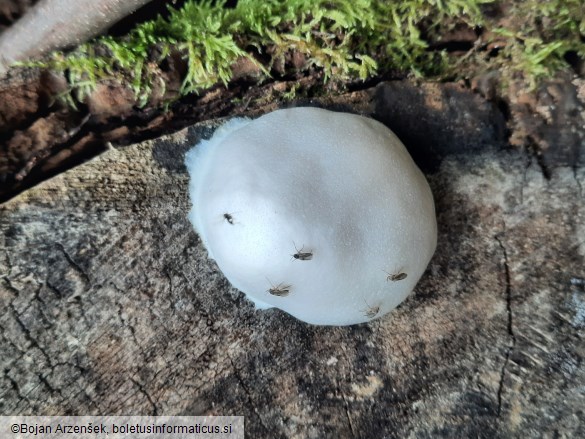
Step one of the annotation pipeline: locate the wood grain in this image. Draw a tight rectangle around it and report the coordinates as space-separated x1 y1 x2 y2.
1 110 584 438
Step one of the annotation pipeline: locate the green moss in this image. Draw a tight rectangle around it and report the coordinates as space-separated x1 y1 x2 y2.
490 0 584 88
22 0 585 106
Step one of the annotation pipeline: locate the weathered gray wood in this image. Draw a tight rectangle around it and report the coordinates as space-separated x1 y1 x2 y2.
1 105 584 438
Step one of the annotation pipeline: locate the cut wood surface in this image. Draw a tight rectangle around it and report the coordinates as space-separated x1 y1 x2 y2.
1 98 584 438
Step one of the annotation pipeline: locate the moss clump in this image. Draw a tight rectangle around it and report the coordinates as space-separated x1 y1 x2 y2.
460 0 585 88
25 0 585 107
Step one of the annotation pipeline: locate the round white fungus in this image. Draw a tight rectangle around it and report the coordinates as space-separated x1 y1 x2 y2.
185 107 437 326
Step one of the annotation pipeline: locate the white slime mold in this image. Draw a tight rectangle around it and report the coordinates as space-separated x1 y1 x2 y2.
186 107 437 326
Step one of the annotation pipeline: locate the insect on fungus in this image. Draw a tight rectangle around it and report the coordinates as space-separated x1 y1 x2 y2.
361 300 380 319
223 213 235 225
384 269 407 282
291 242 313 261
266 279 292 297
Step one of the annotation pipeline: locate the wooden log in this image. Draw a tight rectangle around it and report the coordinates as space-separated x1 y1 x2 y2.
1 98 584 438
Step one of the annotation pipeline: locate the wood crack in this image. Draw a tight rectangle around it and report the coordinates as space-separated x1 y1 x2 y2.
494 230 517 417
8 302 52 367
3 369 26 401
130 377 158 415
340 390 357 438
573 167 583 199
229 359 271 434
55 242 91 284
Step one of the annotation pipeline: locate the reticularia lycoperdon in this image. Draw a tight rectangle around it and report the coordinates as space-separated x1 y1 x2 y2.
186 107 437 326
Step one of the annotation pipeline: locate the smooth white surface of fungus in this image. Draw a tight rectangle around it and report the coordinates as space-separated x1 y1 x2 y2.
186 107 437 326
